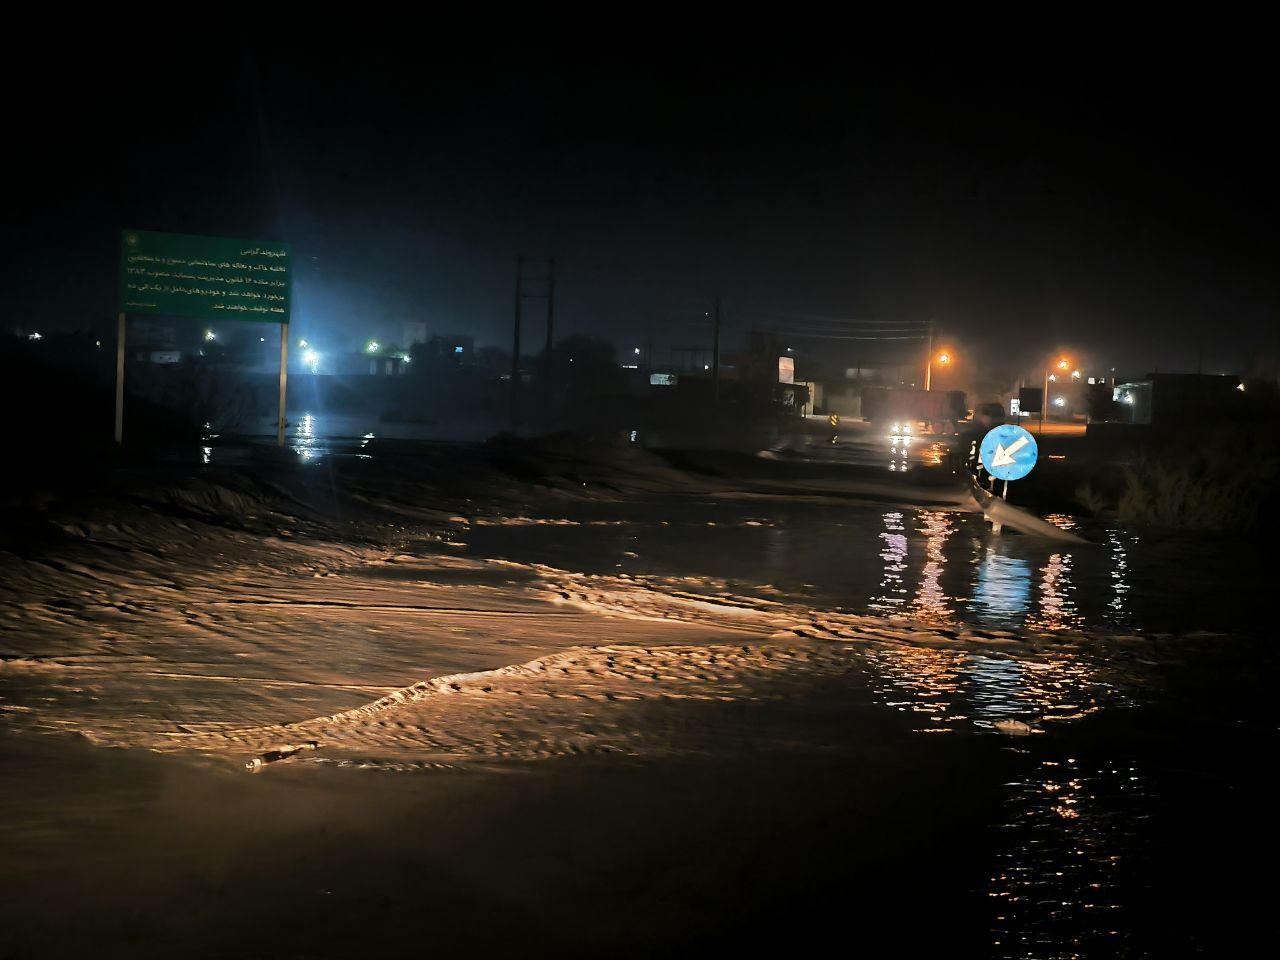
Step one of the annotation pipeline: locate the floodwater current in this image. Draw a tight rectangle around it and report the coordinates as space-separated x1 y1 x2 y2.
461 500 1275 958
2 427 1273 957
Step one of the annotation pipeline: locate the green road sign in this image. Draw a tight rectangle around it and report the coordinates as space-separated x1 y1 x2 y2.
120 229 291 322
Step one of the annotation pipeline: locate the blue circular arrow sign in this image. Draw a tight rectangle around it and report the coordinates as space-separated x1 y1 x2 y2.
979 424 1039 482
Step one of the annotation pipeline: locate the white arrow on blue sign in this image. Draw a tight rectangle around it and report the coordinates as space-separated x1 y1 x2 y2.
979 424 1039 482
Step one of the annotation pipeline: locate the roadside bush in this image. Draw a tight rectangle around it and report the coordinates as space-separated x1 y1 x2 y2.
1113 426 1279 531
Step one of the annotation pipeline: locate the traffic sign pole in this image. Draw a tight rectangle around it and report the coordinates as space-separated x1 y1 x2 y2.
979 424 1039 533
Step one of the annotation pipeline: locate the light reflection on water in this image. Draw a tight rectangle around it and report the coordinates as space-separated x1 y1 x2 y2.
869 511 909 613
1028 552 1086 633
861 645 1116 735
972 549 1033 627
198 412 380 465
1107 529 1132 629
911 511 955 623
857 628 1137 956
858 509 1108 635
989 755 1147 959
293 412 320 462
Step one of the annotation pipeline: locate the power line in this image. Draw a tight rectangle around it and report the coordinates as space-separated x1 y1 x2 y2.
778 333 929 341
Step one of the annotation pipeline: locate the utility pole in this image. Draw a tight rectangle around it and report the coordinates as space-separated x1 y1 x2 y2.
1040 364 1048 437
712 297 722 402
924 319 935 391
510 256 523 431
543 258 556 429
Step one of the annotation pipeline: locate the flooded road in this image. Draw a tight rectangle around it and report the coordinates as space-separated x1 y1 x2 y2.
464 498 1264 637
1 446 1274 957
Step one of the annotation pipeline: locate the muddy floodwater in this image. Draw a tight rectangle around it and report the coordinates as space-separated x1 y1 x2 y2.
1 456 1275 958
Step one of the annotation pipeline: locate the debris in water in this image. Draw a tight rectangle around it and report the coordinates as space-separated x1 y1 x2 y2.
245 741 319 772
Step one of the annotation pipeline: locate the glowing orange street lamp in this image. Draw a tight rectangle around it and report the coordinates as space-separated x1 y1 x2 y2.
1042 356 1071 434
925 349 953 391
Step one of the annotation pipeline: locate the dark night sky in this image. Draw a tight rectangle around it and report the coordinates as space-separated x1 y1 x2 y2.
5 21 1275 379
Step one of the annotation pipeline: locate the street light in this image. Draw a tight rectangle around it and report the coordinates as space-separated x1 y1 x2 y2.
925 348 953 391
366 340 380 354
1041 355 1070 435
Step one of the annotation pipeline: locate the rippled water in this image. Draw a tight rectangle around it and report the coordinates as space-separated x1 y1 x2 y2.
459 499 1271 956
6 427 1273 956
464 499 1263 638
989 752 1148 959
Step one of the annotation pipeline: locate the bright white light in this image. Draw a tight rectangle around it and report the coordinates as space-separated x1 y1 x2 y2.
303 349 321 369
299 339 309 348
634 347 641 355
1123 394 1135 404
704 364 710 370
1053 396 1066 408
27 332 42 341
259 337 266 342
205 330 216 341
1048 373 1057 382
629 430 638 442
1237 382 1245 392
367 340 380 353
95 340 101 348
1071 369 1081 380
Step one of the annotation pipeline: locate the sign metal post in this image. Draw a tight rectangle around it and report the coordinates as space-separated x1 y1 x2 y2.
117 230 292 447
979 424 1040 535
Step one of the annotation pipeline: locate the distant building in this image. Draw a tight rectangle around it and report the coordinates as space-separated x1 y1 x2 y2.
1110 373 1241 426
129 320 181 364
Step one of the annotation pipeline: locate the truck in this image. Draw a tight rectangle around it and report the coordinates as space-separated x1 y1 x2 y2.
860 387 967 433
